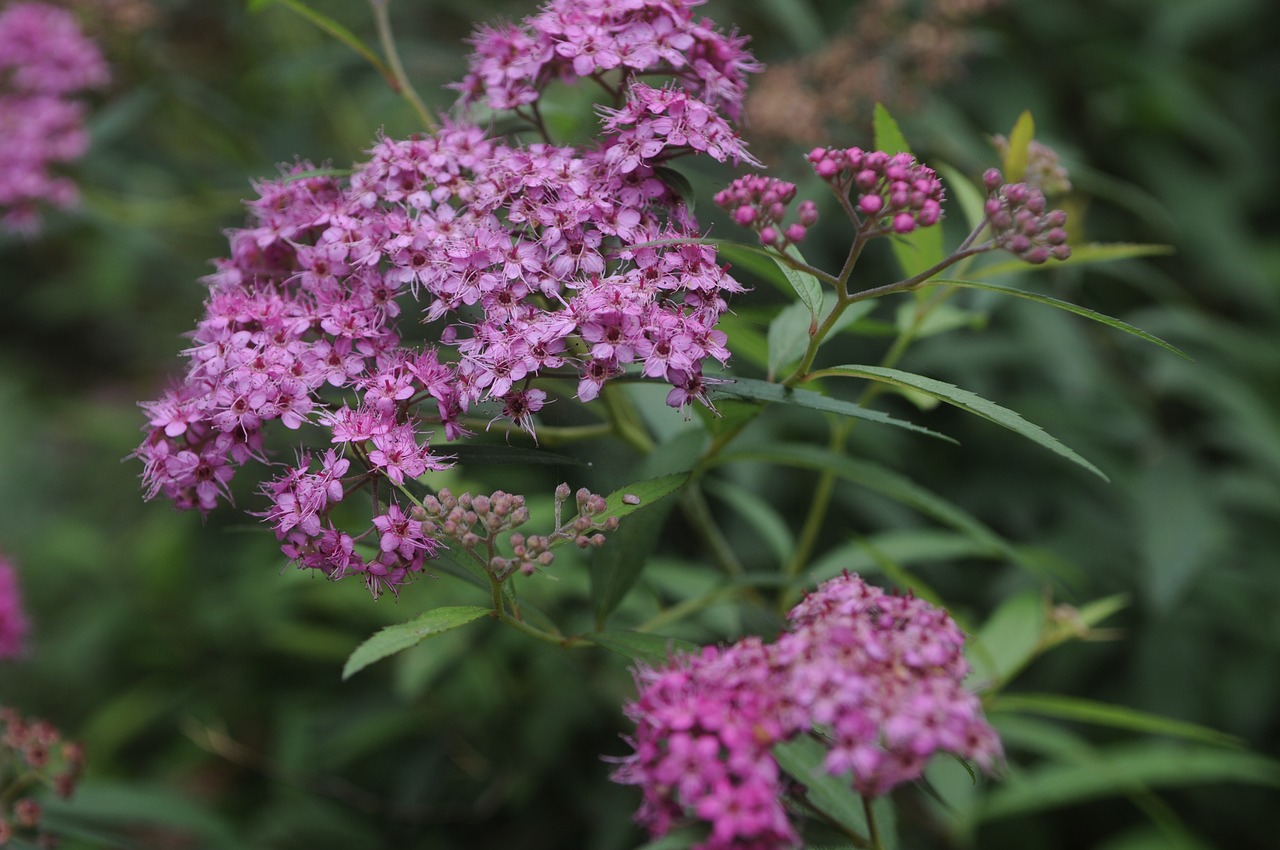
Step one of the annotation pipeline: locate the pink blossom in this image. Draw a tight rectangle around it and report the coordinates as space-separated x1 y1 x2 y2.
0 557 29 659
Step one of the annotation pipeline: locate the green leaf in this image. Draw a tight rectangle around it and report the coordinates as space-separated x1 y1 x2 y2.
704 478 795 565
714 241 796 296
342 606 490 680
250 0 392 81
966 590 1047 688
715 311 770 371
895 302 986 339
592 496 681 626
937 162 987 232
872 102 911 156
872 103 945 277
808 365 1108 480
586 630 698 665
774 245 824 318
976 242 1175 278
774 735 870 837
927 278 1190 359
988 694 1242 749
768 299 816 380
809 530 1004 582
977 742 1280 822
655 166 695 214
711 444 1022 567
635 827 706 850
449 443 591 466
1002 110 1036 183
708 377 955 443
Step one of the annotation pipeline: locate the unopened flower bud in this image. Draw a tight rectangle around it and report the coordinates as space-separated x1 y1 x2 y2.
555 483 571 501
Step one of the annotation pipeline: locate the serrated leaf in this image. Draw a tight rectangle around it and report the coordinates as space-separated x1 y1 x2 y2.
767 299 816 380
587 630 698 665
710 444 1022 569
342 606 490 680
928 278 1189 358
988 694 1242 749
808 365 1107 480
708 377 954 443
1002 110 1036 183
977 742 1280 822
977 242 1175 278
774 245 824 317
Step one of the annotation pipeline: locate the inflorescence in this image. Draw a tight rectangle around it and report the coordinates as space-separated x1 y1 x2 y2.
0 1 108 235
0 706 85 848
136 0 759 597
612 573 1002 850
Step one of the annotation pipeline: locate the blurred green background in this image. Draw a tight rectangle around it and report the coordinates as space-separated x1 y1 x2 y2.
0 0 1277 847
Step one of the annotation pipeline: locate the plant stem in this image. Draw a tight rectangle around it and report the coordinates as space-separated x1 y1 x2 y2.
368 0 438 132
863 795 884 850
681 483 745 578
599 383 656 454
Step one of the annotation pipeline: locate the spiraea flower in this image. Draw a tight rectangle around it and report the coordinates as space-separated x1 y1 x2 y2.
612 574 1001 849
0 1 109 234
0 556 28 660
982 168 1071 264
807 146 946 234
137 3 755 596
714 174 818 249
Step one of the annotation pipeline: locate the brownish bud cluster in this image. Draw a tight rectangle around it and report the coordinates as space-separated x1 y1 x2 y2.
419 484 629 580
1 706 85 848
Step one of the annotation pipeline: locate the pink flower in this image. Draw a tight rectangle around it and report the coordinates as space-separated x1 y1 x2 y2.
612 574 1002 845
0 2 108 234
0 556 30 660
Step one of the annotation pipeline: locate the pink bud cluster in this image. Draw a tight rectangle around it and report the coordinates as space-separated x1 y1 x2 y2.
0 2 109 234
0 706 85 847
0 557 27 660
137 7 755 596
807 146 944 234
982 168 1070 264
612 573 1001 850
455 0 761 120
714 175 818 249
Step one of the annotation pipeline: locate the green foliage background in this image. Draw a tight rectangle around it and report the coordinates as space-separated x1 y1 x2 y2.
0 0 1277 847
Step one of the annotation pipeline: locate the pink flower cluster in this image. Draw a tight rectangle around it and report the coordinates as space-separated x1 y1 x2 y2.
0 557 27 660
807 146 945 235
714 175 818 249
0 1 108 235
137 4 756 595
982 168 1070 264
612 574 1001 850
454 0 760 120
